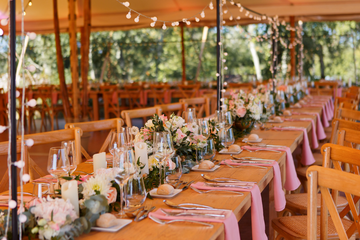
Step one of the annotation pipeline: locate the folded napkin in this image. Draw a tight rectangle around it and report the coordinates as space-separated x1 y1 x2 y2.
291 111 327 138
149 208 241 240
283 118 318 149
272 127 316 166
221 159 285 212
191 182 263 240
241 146 300 191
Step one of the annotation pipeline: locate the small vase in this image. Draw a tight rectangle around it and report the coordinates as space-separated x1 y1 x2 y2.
233 120 253 131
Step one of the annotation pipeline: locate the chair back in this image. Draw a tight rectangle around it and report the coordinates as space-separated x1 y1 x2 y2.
336 108 360 121
179 97 210 118
339 101 358 110
345 92 360 100
348 86 359 94
100 85 123 119
121 107 161 127
149 83 170 105
156 103 187 118
123 84 144 108
227 82 253 92
176 83 200 98
330 119 360 145
65 118 124 159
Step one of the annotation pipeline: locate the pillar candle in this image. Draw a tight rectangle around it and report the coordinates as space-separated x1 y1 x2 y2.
93 152 107 172
61 180 79 216
134 142 149 175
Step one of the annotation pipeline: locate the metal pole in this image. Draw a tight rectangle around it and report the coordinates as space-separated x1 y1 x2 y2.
216 0 221 110
10 0 18 238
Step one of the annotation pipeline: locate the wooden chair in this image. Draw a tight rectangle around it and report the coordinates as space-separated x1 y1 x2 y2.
149 83 170 105
347 86 359 94
336 108 360 121
21 128 83 180
273 144 360 240
65 118 124 160
123 84 144 109
0 140 22 193
227 82 253 92
339 101 358 110
345 92 360 100
314 81 339 98
176 83 200 99
179 97 210 118
101 85 124 119
121 107 161 127
155 103 187 118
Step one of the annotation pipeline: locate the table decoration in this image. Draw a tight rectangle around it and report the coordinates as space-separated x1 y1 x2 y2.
61 180 79 216
93 152 107 172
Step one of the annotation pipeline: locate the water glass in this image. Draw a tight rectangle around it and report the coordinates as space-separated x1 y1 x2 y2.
47 147 70 190
182 108 197 123
165 156 183 186
61 141 77 175
202 139 216 161
125 175 147 211
114 150 131 218
220 128 235 148
198 119 210 140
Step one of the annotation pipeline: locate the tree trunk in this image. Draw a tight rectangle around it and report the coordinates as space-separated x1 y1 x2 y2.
52 0 72 120
99 31 113 83
81 0 91 119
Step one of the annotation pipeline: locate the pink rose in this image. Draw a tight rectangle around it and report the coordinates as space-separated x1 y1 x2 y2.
107 187 117 204
159 114 168 122
228 100 234 109
176 129 186 140
236 107 246 118
49 222 60 231
166 158 176 170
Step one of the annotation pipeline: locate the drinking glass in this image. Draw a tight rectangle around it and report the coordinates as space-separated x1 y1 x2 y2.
121 127 134 149
114 150 131 218
165 155 183 186
182 108 197 123
153 132 174 185
109 131 126 167
61 141 77 175
220 128 235 148
202 139 216 161
125 175 147 211
223 111 233 130
47 147 70 190
214 111 232 131
198 119 210 140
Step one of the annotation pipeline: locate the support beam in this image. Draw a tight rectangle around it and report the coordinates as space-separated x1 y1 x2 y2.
68 0 80 121
195 26 208 82
81 0 91 119
290 16 296 80
216 0 221 110
9 0 18 238
181 24 186 82
53 0 72 120
271 24 278 79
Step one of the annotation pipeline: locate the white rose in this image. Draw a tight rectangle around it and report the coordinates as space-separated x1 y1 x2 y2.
130 126 139 135
165 121 172 129
145 120 154 128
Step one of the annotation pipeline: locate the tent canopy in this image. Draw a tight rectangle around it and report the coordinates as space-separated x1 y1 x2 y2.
1 0 360 34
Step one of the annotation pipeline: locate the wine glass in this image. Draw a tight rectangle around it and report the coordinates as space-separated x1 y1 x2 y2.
121 127 133 149
220 128 235 148
203 139 216 161
153 132 174 185
109 131 126 167
182 108 197 123
165 155 183 186
61 141 77 175
198 119 210 140
223 111 233 130
125 175 147 211
114 150 131 218
47 147 70 191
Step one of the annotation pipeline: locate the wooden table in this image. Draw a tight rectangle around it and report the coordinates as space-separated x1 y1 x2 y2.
3 97 331 240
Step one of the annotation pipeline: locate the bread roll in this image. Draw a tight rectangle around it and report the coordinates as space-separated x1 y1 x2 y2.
294 103 301 108
248 134 259 141
198 160 215 169
273 116 282 122
299 100 306 105
157 184 174 195
228 145 241 152
283 110 292 116
96 213 117 228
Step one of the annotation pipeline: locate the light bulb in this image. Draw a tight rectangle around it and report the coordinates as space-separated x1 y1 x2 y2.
171 22 175 26
126 10 131 19
230 1 234 5
201 11 205 18
245 11 249 16
28 32 37 40
224 66 228 70
224 10 228 14
222 59 226 63
240 7 243 12
209 2 214 9
134 15 140 22
23 11 26 16
22 174 30 182
28 1 32 6
249 14 253 18
123 1 130 7
221 89 226 93
16 91 20 97
218 42 222 45
223 82 228 86
1 18 8 26
28 64 36 72
27 99 37 107
19 214 27 223
195 17 200 22
0 126 7 133
216 73 220 77
229 16 233 21
151 17 157 22
0 28 3 36
186 21 190 25
224 52 228 56
25 139 34 147
236 3 241 7
222 20 225 24
150 22 155 27
15 161 25 168
162 23 166 30
236 16 241 20
9 200 17 209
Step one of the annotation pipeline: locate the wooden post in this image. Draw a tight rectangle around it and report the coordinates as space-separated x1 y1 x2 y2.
68 0 80 121
53 0 72 120
181 23 186 82
290 16 296 80
81 0 91 119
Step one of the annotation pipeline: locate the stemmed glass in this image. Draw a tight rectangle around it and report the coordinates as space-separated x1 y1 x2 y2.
214 111 232 131
153 132 174 186
198 119 210 140
109 131 126 167
220 128 235 149
61 141 77 175
182 108 197 123
125 175 147 211
47 147 70 192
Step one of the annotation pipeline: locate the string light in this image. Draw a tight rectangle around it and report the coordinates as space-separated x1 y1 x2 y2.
23 11 26 16
195 17 200 22
134 15 140 22
1 18 8 26
229 16 233 21
201 11 205 18
209 2 214 10
150 22 156 27
0 28 3 36
162 23 167 30
186 21 191 25
28 0 32 6
122 1 130 7
126 10 131 19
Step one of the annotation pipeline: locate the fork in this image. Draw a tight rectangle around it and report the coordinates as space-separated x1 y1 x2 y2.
160 209 226 218
149 215 214 227
224 161 268 169
190 186 243 195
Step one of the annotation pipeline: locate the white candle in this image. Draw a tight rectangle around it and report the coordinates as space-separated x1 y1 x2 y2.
61 180 79 216
135 142 149 175
93 152 107 172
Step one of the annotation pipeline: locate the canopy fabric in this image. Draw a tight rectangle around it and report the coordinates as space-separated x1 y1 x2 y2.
1 0 360 34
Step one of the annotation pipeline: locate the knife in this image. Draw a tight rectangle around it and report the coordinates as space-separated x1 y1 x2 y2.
135 206 156 222
181 180 194 191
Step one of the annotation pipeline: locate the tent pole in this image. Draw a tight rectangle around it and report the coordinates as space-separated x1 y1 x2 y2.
69 0 80 121
181 23 186 82
271 24 277 80
53 0 72 121
195 26 208 82
216 0 221 110
9 0 18 238
290 16 296 80
81 0 91 119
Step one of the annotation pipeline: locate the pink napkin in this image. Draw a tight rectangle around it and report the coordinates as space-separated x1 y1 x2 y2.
291 112 326 140
149 207 241 240
283 118 318 149
221 159 285 211
241 146 300 191
192 182 264 240
272 127 316 166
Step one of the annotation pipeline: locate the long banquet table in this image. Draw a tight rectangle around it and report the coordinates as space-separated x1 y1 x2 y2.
2 96 332 240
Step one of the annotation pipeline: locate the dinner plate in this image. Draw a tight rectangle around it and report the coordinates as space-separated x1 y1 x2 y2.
149 188 182 198
191 165 220 172
242 138 263 143
218 149 243 155
91 219 132 232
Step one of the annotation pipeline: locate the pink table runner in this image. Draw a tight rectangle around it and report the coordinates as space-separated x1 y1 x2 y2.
283 118 318 149
291 112 327 140
241 146 301 191
272 127 315 166
149 207 241 240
